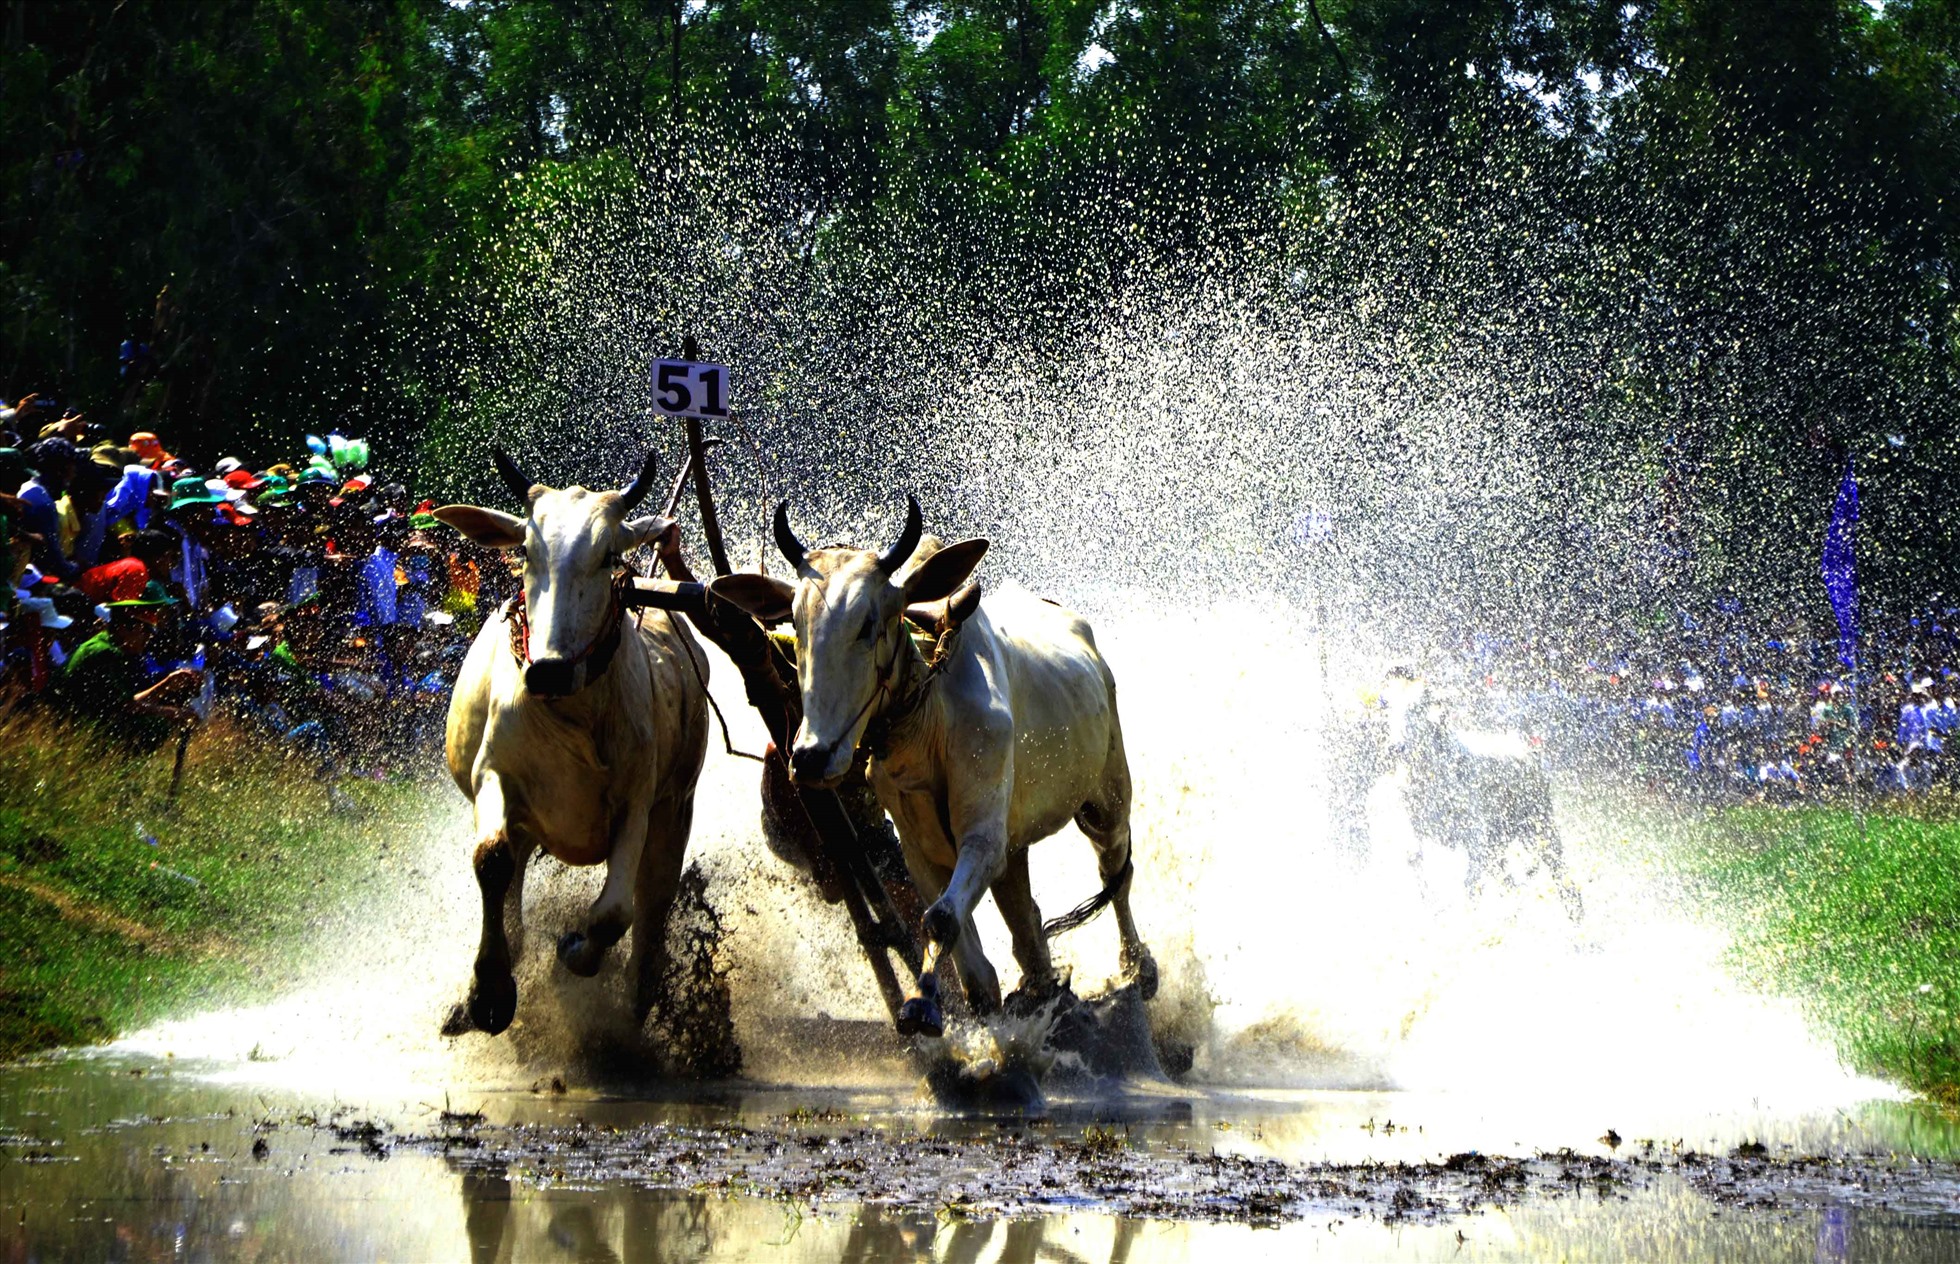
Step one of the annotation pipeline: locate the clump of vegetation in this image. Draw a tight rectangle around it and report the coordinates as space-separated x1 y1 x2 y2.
1688 804 1960 1104
0 712 433 1060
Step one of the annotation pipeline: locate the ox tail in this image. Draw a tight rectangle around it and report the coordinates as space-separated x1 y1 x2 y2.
1041 853 1133 939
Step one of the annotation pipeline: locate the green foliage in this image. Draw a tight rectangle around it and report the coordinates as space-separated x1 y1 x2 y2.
1689 804 1960 1103
1 0 1956 605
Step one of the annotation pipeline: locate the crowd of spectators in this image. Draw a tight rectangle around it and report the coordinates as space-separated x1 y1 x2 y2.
1454 605 1960 801
0 392 515 798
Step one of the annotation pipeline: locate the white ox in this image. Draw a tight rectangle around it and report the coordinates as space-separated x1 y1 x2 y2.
714 498 1154 1037
435 450 709 1036
1379 669 1583 921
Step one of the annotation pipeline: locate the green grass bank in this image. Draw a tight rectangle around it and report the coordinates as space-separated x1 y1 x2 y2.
1686 802 1960 1104
0 713 440 1061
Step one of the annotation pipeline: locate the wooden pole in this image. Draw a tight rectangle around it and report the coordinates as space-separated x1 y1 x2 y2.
167 725 192 800
650 339 923 1026
680 335 733 578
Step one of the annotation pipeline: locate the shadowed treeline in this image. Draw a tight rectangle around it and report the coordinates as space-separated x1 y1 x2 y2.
2 0 1956 606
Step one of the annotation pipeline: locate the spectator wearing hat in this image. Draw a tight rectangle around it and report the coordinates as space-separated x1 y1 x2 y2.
59 595 200 751
76 554 150 606
58 459 116 570
163 475 223 607
128 432 172 469
94 444 158 533
18 437 81 580
0 449 28 610
352 511 404 631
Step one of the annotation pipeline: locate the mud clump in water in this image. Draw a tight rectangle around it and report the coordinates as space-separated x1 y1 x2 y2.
647 863 741 1079
321 1115 1960 1227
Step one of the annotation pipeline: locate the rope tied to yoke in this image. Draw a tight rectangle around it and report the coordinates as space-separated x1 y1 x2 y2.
858 619 960 761
504 571 631 677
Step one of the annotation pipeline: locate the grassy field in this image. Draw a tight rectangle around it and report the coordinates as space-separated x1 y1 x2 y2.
1686 801 1960 1104
0 711 439 1061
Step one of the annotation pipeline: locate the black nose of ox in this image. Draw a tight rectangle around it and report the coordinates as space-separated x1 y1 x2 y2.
789 741 839 785
525 657 576 696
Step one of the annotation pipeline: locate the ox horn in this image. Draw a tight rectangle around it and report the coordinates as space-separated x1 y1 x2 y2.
491 447 539 503
618 449 660 510
774 501 808 571
876 494 923 575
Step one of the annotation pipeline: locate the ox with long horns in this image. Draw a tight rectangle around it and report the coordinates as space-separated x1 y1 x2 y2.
713 499 1155 1037
435 449 709 1036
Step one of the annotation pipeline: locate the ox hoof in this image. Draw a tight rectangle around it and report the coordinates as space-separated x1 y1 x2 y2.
467 973 517 1036
557 930 605 978
896 995 945 1039
1126 950 1160 1002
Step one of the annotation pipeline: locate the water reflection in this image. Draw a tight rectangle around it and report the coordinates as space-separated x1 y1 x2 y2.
6 1052 1960 1261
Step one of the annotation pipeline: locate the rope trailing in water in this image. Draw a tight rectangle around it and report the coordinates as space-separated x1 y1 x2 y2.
1041 853 1133 938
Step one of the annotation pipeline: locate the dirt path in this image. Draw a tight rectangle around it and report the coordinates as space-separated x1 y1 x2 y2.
0 874 173 948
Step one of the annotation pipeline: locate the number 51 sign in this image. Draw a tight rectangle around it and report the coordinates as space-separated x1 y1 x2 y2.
650 359 731 419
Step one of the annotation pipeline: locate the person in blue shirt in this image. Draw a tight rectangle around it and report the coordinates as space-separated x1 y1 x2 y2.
17 437 80 580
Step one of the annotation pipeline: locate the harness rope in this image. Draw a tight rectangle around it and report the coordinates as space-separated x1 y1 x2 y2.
858 619 959 760
502 568 758 763
504 571 631 679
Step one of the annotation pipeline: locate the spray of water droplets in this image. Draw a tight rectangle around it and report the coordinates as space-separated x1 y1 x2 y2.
129 123 1891 1119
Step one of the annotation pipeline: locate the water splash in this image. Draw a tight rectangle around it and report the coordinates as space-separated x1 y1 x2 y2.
123 125 1894 1120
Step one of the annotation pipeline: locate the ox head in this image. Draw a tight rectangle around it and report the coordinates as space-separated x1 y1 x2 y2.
1379 666 1434 755
711 496 987 787
435 448 676 697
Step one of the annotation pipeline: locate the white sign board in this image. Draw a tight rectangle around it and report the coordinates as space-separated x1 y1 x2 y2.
650 359 731 419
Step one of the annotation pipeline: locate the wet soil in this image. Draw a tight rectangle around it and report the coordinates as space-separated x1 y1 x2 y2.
277 1111 1960 1226
8 1049 1960 1261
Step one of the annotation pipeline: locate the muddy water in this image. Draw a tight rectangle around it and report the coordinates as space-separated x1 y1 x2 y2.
6 1048 1960 1261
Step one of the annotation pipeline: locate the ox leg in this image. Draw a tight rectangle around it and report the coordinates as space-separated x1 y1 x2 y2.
1537 830 1585 924
1077 795 1156 1001
991 849 1059 1004
501 832 532 964
453 775 527 1036
558 803 650 978
922 836 1005 1017
896 856 954 1038
627 795 695 1026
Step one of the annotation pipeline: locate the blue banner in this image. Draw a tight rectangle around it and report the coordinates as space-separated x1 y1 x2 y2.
1820 457 1859 672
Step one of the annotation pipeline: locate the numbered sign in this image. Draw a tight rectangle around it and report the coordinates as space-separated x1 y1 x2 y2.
650 359 731 419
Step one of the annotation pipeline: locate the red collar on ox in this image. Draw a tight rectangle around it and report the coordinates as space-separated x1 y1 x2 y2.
505 572 631 693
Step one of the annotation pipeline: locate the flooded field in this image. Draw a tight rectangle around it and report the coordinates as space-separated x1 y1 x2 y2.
6 1048 1960 1261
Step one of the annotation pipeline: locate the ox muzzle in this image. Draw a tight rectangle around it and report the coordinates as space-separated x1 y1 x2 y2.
789 735 852 787
524 656 580 697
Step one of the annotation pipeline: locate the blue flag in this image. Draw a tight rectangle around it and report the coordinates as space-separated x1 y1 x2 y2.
1820 457 1859 671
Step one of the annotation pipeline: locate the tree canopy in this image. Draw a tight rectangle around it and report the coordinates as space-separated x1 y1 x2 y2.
2 0 1955 612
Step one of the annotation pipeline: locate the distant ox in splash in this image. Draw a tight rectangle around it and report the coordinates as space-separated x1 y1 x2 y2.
713 499 1155 1038
435 450 708 1036
1379 669 1583 922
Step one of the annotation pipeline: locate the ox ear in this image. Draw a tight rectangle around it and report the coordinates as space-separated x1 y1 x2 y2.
902 538 987 604
710 573 797 627
433 504 525 549
621 514 678 553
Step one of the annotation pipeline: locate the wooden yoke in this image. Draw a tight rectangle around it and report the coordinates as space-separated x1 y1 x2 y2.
624 341 924 1027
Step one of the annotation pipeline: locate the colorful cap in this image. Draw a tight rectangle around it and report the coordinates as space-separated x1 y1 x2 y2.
167 476 223 509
